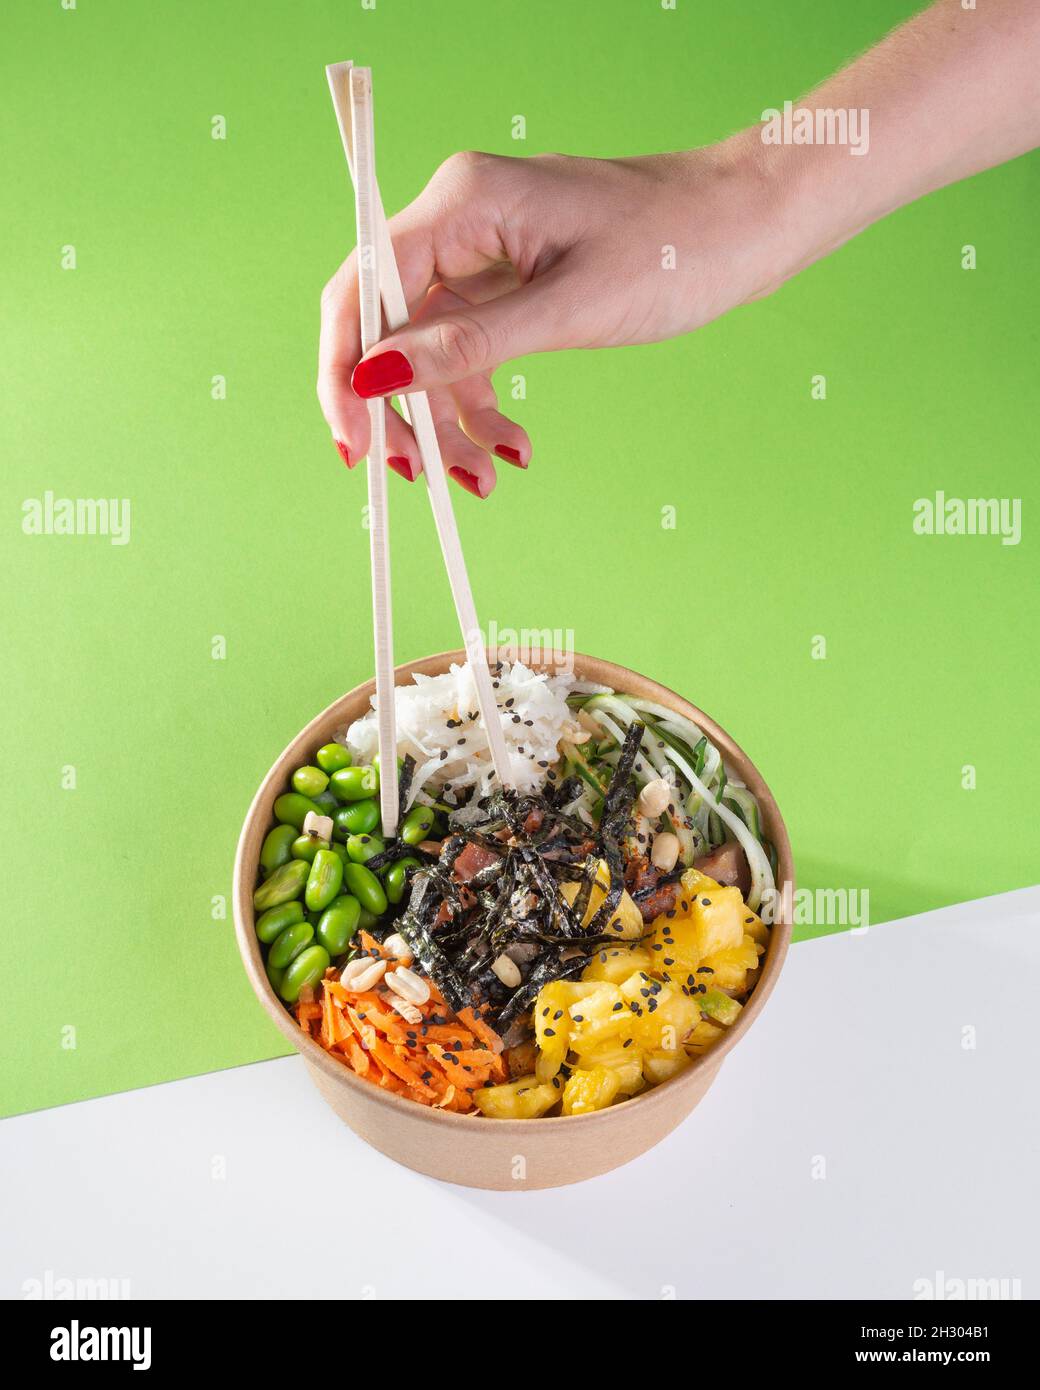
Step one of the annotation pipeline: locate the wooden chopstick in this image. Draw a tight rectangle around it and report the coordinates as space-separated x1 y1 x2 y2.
326 62 514 790
347 67 399 837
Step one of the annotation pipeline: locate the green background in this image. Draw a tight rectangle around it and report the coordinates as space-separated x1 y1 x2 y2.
2 0 1036 1119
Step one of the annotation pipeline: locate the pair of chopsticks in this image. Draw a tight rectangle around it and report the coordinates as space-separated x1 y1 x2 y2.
325 63 513 838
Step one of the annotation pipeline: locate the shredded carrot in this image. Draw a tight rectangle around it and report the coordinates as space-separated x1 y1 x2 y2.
305 954 512 1113
458 1006 505 1056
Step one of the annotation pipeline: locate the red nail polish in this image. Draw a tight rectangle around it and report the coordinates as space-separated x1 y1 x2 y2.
335 440 354 468
494 444 526 469
387 455 418 482
351 350 414 399
448 466 486 498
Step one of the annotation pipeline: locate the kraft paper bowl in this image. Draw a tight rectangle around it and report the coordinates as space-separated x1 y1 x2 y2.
233 651 794 1190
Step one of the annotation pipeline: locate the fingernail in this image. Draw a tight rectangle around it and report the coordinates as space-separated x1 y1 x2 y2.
351 349 414 399
335 440 355 468
494 444 527 469
448 466 487 499
387 455 419 482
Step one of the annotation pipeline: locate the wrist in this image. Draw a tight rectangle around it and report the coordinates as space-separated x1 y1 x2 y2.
720 122 888 299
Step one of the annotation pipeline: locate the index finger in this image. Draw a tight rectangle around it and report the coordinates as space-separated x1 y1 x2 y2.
316 199 446 463
316 155 513 463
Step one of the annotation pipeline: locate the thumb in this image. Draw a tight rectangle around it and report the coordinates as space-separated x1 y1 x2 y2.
350 273 568 398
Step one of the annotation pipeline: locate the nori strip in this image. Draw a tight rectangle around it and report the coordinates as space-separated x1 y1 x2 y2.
363 839 437 873
439 834 467 874
520 847 582 937
582 721 643 935
397 754 416 814
600 721 644 831
397 914 469 1013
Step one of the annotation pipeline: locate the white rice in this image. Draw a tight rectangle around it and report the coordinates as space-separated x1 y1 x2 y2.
344 661 581 808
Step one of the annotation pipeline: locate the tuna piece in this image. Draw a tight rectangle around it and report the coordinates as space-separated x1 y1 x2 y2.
694 840 752 897
451 840 501 883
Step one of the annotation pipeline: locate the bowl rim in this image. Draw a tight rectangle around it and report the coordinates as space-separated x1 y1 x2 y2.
233 649 795 1133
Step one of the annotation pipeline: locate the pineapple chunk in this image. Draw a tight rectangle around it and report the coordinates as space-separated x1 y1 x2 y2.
567 982 622 1023
700 987 743 1026
620 973 701 1053
685 1019 725 1054
575 1037 644 1094
473 1076 559 1119
572 1004 636 1054
533 980 600 1082
643 1049 693 1085
650 885 765 976
565 982 631 1050
561 859 643 939
582 945 654 984
562 1065 620 1115
742 910 770 946
702 934 761 992
680 867 721 896
648 914 701 974
687 886 747 957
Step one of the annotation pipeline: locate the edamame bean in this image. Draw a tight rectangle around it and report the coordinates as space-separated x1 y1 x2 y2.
341 861 387 916
357 908 379 932
305 848 343 912
269 920 314 970
313 789 339 815
371 752 402 776
346 833 386 865
328 840 350 866
330 765 379 803
253 858 309 911
260 823 297 875
333 800 380 839
292 765 329 798
384 856 421 905
273 792 325 830
316 743 352 774
316 894 361 956
279 944 330 1004
291 834 329 863
255 900 305 944
399 804 435 846
265 956 285 996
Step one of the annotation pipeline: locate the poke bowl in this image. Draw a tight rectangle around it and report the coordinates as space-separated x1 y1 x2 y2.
232 650 794 1190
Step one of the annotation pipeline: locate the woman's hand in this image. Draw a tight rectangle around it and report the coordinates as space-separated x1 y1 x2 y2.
318 0 1040 497
317 140 788 496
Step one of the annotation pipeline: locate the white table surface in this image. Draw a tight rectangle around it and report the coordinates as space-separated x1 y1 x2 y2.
4 887 1037 1301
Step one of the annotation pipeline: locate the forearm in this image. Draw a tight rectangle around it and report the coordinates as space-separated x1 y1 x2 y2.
736 0 1040 287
